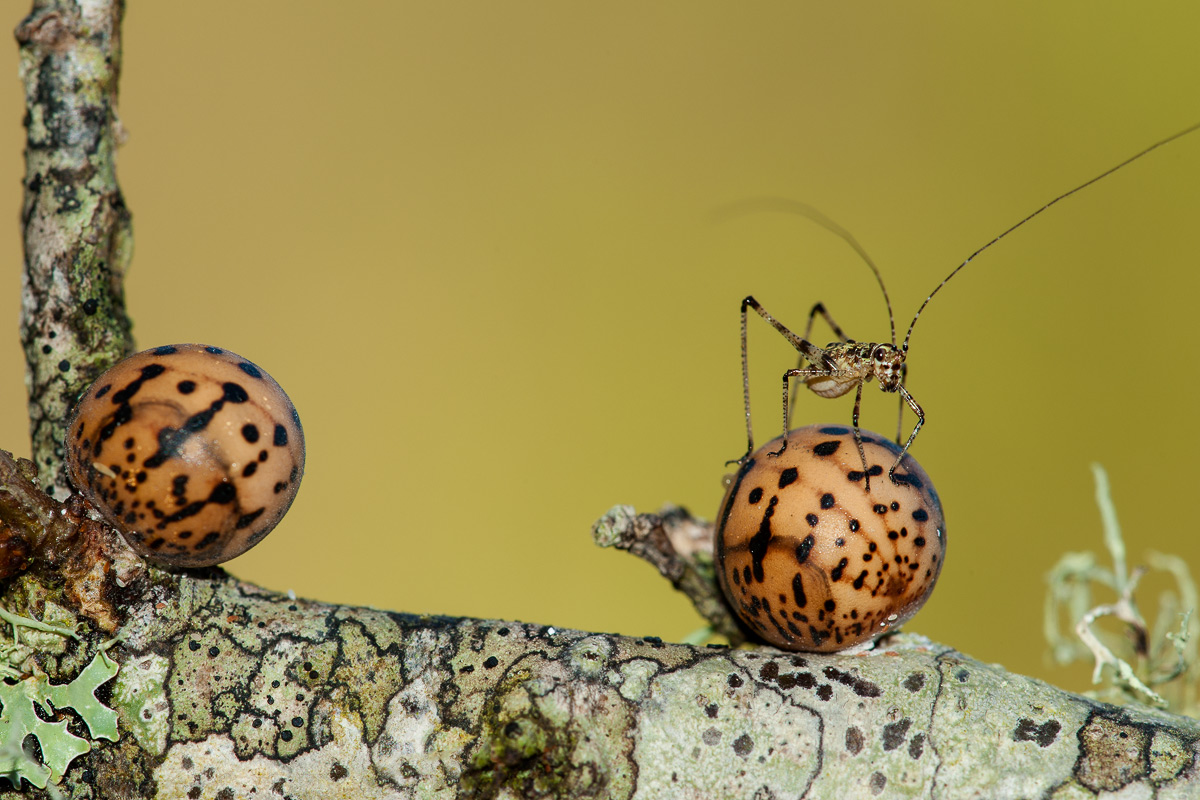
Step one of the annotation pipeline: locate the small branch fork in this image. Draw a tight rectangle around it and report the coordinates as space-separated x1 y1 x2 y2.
592 504 748 646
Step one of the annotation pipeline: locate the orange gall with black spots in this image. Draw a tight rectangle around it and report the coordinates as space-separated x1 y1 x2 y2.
716 424 945 652
65 344 304 567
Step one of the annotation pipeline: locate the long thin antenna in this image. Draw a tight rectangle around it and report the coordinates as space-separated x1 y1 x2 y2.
902 120 1200 353
712 197 897 346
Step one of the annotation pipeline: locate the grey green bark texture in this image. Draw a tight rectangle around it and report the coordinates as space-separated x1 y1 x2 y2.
17 0 135 499
4 1 1199 798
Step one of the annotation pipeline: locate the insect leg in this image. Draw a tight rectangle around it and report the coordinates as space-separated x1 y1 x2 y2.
851 380 871 492
788 303 852 428
894 362 909 445
888 385 925 483
734 297 830 462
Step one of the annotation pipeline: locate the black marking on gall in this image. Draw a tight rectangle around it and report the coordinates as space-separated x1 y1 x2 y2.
177 380 195 394
236 509 265 530
890 501 899 511
152 345 178 355
847 470 864 483
912 508 929 522
223 383 249 403
820 493 834 509
204 346 224 355
274 425 289 447
242 462 258 478
748 496 778 582
868 465 882 477
830 558 848 582
94 384 111 399
872 504 887 515
795 534 814 564
849 519 859 532
747 487 763 504
812 440 841 457
913 536 925 547
818 426 851 435
242 424 260 443
237 362 263 379
791 573 807 608
823 599 835 612
778 467 798 488
805 513 818 527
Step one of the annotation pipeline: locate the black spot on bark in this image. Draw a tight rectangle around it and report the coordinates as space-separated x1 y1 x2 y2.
908 732 925 759
1013 718 1061 748
881 719 912 751
732 734 753 757
845 726 863 755
903 672 925 692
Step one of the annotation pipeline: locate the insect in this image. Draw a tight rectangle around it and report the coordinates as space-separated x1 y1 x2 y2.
715 424 946 652
734 121 1200 490
65 344 305 568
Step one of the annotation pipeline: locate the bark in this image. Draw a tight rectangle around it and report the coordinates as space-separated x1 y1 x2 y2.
17 0 135 500
4 2 1199 799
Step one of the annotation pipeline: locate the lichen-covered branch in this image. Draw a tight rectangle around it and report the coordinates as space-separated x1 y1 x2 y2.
0 519 1197 798
16 0 135 497
8 1 1200 798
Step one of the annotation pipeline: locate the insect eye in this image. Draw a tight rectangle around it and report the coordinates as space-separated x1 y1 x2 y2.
873 346 888 359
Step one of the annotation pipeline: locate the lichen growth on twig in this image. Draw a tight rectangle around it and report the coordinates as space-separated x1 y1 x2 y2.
1045 463 1198 716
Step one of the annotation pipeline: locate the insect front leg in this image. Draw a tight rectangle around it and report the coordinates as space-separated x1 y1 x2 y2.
850 379 872 492
888 385 925 484
734 296 826 465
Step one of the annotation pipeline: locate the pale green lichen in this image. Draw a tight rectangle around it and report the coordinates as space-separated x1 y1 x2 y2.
110 653 169 755
0 649 119 789
1045 464 1199 715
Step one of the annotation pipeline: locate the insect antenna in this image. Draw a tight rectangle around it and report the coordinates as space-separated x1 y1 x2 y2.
712 197 896 346
902 120 1200 353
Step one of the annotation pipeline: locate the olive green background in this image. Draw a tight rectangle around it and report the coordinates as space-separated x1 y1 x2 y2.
3 4 1198 694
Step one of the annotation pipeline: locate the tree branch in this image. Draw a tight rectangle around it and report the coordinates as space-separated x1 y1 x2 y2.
4 2 1199 798
17 0 134 498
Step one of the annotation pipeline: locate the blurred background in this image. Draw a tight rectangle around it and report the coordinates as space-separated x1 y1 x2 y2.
3 3 1198 694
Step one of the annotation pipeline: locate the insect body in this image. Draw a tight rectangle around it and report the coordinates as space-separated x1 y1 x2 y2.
734 121 1200 489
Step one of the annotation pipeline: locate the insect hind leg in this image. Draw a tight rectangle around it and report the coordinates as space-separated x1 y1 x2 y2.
787 303 852 428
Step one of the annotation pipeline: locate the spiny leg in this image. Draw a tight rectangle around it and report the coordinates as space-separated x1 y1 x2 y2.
894 362 909 445
788 302 852 428
850 380 871 492
887 385 925 484
773 364 857 457
737 296 826 463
